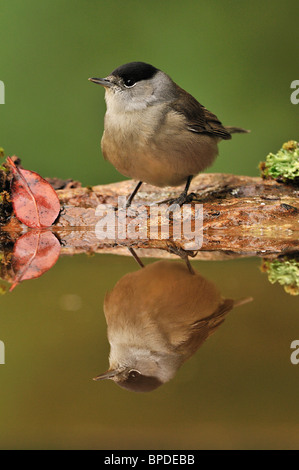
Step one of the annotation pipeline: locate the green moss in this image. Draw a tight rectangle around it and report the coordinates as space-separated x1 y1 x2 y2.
259 140 299 182
261 257 299 295
0 284 8 295
0 148 8 178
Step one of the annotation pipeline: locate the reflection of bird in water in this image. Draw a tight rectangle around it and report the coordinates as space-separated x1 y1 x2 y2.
94 260 252 392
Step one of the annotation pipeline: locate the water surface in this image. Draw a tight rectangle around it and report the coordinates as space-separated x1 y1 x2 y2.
0 249 298 449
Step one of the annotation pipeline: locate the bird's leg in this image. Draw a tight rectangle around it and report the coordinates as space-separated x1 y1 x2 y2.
184 257 195 275
177 175 193 205
126 181 143 208
114 181 143 212
158 176 197 207
128 247 145 268
167 243 196 275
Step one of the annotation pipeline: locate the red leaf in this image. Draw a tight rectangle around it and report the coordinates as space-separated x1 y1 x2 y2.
10 230 61 291
7 157 60 228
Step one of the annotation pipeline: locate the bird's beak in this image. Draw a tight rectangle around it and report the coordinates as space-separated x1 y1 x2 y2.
93 368 122 381
88 77 114 88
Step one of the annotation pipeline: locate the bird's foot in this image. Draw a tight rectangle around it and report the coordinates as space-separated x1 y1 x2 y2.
157 191 197 207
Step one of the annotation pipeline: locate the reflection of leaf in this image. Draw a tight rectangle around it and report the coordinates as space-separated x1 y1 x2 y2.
10 230 61 291
7 157 60 228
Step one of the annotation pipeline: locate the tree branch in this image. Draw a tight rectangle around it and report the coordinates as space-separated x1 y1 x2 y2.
1 173 298 259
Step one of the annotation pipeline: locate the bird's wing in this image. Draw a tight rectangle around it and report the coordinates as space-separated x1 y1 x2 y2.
176 298 235 359
171 87 232 140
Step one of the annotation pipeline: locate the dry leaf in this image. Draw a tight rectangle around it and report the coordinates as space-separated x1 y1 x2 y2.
7 157 60 228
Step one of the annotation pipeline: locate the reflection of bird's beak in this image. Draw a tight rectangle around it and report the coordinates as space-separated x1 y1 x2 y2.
93 368 122 381
88 77 114 88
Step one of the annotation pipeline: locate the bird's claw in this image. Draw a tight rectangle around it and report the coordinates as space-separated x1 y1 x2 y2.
157 191 198 207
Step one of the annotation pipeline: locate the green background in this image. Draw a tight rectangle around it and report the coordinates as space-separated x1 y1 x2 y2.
0 0 299 450
0 0 298 186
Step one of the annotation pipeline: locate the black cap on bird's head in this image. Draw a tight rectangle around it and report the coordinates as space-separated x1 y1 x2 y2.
93 367 163 393
111 62 159 87
89 61 160 89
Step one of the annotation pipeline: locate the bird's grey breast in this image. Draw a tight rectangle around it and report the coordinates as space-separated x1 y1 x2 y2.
104 102 167 142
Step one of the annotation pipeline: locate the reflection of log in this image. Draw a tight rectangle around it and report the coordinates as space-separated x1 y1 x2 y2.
1 173 299 259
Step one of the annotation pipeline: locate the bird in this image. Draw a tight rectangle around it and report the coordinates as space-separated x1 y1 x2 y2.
89 61 249 208
93 259 252 392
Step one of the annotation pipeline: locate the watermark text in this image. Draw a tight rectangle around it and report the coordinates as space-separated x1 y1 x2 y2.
290 80 299 104
0 340 4 364
290 340 299 364
95 197 203 250
0 81 4 104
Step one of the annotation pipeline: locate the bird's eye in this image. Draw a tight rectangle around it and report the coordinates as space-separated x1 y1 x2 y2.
128 370 140 379
123 78 136 88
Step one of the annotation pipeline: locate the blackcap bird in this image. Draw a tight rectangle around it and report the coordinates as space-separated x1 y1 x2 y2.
89 61 249 207
93 260 252 392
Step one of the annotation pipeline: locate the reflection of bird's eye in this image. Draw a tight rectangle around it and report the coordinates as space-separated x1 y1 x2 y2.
123 78 136 88
128 370 140 379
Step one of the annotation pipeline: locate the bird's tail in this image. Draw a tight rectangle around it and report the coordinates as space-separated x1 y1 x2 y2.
233 296 253 308
225 126 250 134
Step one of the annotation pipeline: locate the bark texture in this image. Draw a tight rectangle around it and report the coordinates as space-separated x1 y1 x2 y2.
1 173 298 260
